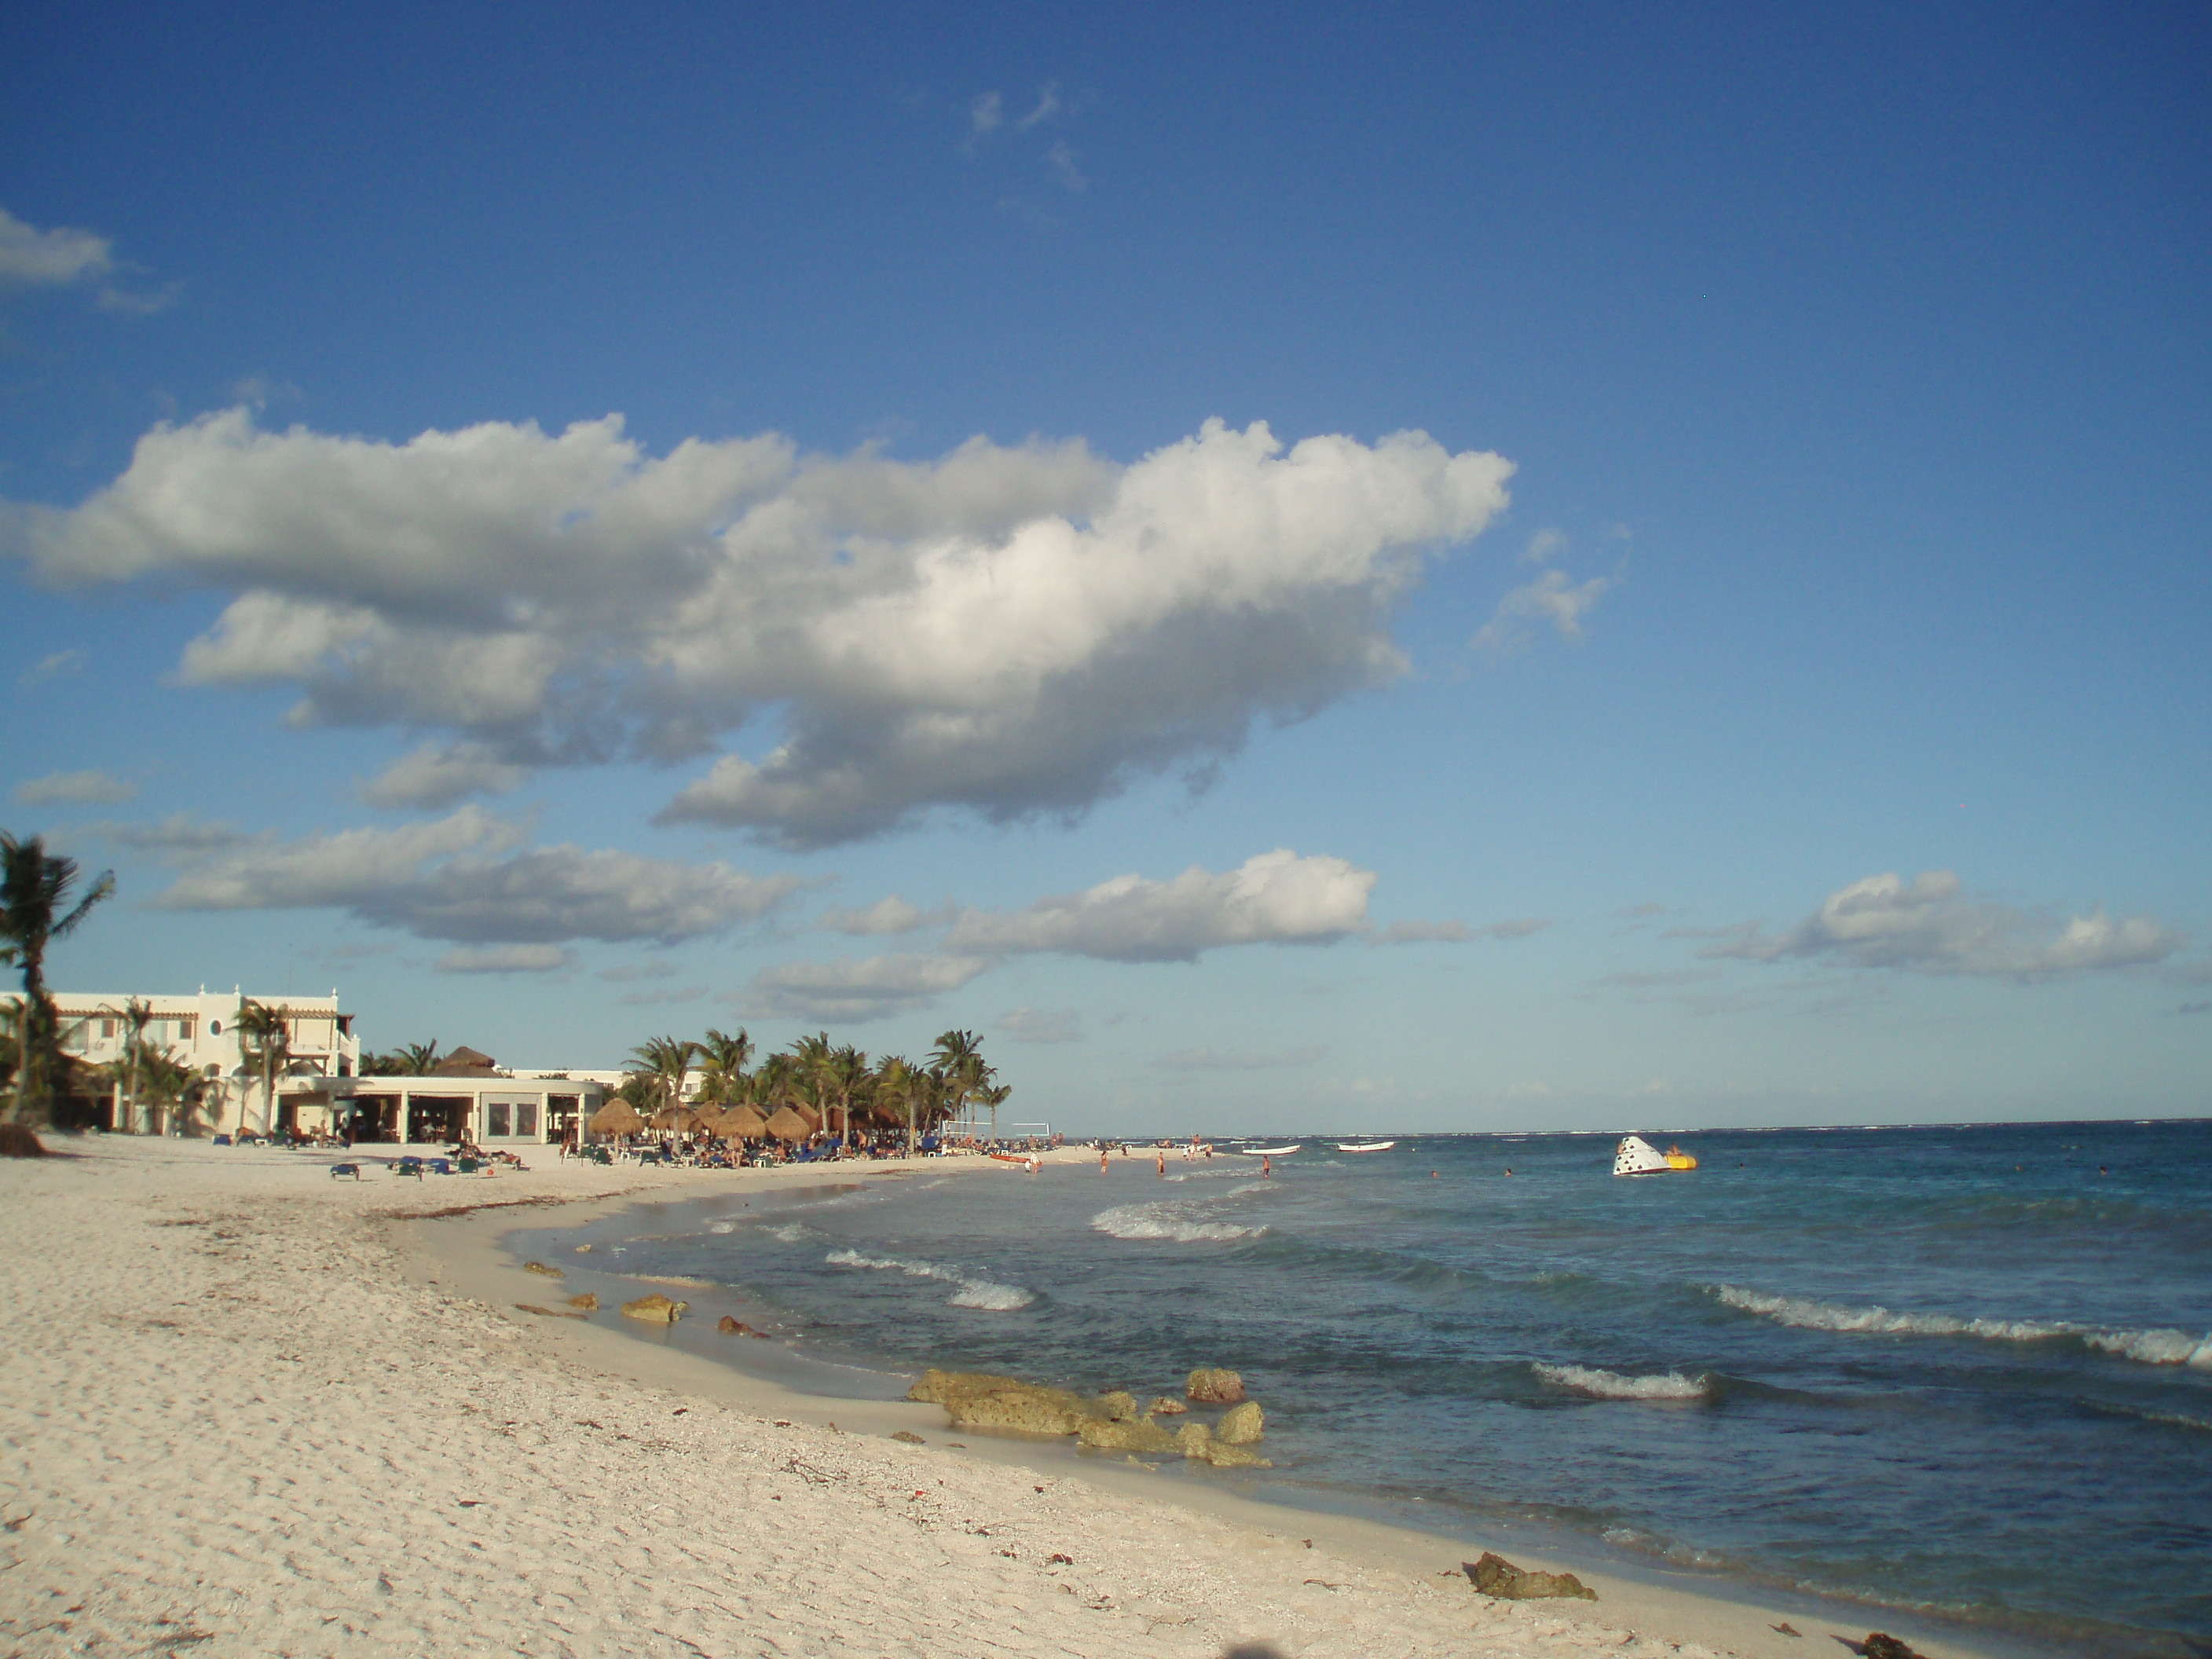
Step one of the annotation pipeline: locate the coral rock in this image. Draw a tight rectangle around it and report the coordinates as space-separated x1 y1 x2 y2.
1214 1401 1265 1444
1186 1368 1245 1404
621 1293 687 1324
1465 1552 1596 1601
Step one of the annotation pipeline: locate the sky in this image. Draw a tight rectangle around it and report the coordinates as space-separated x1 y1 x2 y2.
2 2 2207 1134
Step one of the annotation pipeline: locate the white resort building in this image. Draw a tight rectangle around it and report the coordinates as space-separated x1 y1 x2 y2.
10 991 602 1149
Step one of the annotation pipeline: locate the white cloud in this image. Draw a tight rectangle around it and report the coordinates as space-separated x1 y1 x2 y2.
20 649 84 684
1367 916 1550 946
944 849 1375 963
997 1006 1082 1044
1705 870 2184 981
1474 567 1613 652
964 91 1003 152
14 769 137 806
0 207 112 287
1016 82 1061 130
360 742 529 810
436 943 573 974
819 895 950 935
742 952 993 1024
1152 1044 1327 1071
122 805 804 945
5 410 1511 846
1046 140 1086 192
1521 527 1568 563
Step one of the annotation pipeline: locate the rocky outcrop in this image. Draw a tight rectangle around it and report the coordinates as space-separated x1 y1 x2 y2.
513 1302 584 1320
1465 1553 1596 1601
717 1315 767 1335
621 1293 687 1324
1862 1637 1924 1659
1214 1401 1265 1444
1079 1416 1179 1453
1097 1390 1139 1421
522 1261 563 1277
906 1369 1100 1437
1172 1422 1271 1467
1187 1368 1245 1404
1147 1396 1188 1415
891 1430 925 1445
565 1293 599 1312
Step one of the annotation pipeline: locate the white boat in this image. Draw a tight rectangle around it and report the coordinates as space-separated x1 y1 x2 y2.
1612 1134 1697 1177
1235 1144 1302 1156
1337 1140 1396 1153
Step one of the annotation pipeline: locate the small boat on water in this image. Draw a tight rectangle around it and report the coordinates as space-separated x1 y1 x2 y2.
1337 1140 1396 1153
989 1150 1042 1172
1613 1134 1697 1176
1235 1144 1302 1156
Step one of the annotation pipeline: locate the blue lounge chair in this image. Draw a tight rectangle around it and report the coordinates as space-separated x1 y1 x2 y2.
427 1157 454 1175
394 1156 424 1179
212 1133 233 1147
328 1162 362 1180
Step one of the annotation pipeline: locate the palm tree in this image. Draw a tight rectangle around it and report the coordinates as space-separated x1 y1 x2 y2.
930 1029 992 1139
825 1045 869 1147
697 1027 753 1104
397 1039 441 1075
628 1035 698 1115
876 1055 917 1157
1 832 115 1126
236 1000 291 1137
106 997 153 1133
137 1044 205 1137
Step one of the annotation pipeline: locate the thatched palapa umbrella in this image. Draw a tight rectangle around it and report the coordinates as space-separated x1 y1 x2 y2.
763 1105 811 1143
651 1106 705 1133
720 1104 768 1141
588 1101 646 1138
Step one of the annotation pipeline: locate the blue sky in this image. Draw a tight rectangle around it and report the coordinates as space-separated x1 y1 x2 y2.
4 2 2207 1132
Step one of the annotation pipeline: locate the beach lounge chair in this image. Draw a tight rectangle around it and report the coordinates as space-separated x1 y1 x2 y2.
394 1156 424 1179
328 1162 363 1180
456 1155 482 1174
212 1133 233 1147
427 1157 454 1176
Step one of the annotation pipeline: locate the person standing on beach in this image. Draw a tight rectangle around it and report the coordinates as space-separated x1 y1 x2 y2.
1156 1150 1165 1177
1100 1148 1108 1174
1262 1155 1272 1178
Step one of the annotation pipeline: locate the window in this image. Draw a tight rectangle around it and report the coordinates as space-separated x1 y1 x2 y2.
176 1019 195 1044
515 1102 537 1138
487 1102 511 1137
101 1018 116 1039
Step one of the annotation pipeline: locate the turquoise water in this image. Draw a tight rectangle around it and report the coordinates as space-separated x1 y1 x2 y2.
530 1121 2212 1655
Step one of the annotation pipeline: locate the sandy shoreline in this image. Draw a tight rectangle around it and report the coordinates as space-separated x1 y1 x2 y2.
1 1136 2010 1658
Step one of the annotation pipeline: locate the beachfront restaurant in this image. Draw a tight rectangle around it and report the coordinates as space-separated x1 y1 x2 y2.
335 1072 603 1148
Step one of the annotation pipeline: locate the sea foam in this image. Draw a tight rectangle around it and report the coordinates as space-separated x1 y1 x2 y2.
1092 1185 1269 1243
825 1247 1036 1310
1534 1362 1712 1401
1714 1285 2212 1368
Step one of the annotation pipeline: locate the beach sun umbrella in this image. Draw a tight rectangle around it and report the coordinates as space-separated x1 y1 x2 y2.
763 1105 810 1142
588 1101 646 1137
651 1106 704 1133
720 1104 768 1141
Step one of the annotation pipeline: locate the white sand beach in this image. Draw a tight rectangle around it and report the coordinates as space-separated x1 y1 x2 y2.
0 1137 2001 1658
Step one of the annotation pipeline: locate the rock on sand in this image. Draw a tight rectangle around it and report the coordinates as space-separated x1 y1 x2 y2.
621 1293 688 1324
1466 1552 1597 1601
1187 1367 1245 1404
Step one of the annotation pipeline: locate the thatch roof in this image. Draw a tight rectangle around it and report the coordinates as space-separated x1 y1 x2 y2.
719 1104 768 1141
588 1101 646 1136
763 1105 811 1142
431 1045 500 1077
650 1106 705 1133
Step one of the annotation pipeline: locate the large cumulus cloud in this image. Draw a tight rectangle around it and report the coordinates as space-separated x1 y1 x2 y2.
5 410 1512 845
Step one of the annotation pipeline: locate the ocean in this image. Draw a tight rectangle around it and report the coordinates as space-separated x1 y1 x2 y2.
515 1119 2212 1656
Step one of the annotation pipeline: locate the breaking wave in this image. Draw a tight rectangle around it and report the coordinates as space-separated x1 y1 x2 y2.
1535 1363 1712 1401
1092 1185 1269 1243
825 1247 1036 1311
1714 1286 2212 1368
